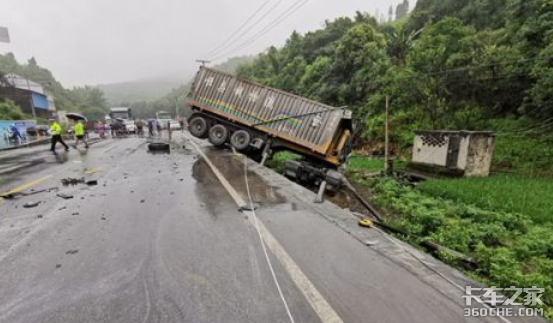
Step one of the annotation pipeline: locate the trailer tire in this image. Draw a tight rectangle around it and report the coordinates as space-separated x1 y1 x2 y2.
230 130 251 151
189 116 208 138
208 124 229 147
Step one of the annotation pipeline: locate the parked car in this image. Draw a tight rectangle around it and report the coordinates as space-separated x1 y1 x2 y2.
26 125 49 137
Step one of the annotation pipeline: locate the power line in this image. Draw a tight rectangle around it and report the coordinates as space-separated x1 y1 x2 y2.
205 0 273 56
211 0 310 62
208 0 287 59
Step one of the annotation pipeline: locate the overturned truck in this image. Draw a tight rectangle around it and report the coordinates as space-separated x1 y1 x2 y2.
187 67 353 190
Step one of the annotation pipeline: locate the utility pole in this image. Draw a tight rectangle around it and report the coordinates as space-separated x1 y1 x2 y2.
195 59 211 67
384 95 391 175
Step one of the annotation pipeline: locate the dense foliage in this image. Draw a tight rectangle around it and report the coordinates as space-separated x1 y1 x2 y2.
0 53 109 120
237 1 553 151
0 99 26 120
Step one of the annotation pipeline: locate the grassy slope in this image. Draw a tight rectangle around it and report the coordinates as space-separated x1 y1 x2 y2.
419 175 553 224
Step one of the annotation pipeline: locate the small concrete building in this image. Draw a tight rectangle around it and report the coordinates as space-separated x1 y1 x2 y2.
411 130 495 177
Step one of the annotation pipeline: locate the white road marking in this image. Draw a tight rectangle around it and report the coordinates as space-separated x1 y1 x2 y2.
187 137 344 323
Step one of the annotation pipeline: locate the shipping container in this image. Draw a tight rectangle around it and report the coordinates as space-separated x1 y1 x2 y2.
187 67 353 167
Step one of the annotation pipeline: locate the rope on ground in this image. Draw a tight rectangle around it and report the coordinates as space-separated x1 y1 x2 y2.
243 155 296 323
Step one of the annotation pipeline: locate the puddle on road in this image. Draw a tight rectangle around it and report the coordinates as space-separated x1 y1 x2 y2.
192 150 286 209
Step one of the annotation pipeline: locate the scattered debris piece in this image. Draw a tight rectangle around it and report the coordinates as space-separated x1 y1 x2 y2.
140 199 145 203
62 178 85 186
57 193 73 200
58 206 67 211
23 201 40 208
37 215 43 219
84 168 103 175
66 250 79 255
364 240 379 246
239 203 258 212
101 217 106 220
1 187 58 199
72 212 79 215
86 180 98 186
56 264 62 269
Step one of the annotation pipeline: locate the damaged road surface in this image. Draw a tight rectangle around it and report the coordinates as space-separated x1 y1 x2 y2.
0 133 543 323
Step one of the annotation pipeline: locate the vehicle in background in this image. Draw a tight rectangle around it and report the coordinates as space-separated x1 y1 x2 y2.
169 120 182 131
110 107 132 120
110 107 135 133
156 111 172 129
124 120 137 133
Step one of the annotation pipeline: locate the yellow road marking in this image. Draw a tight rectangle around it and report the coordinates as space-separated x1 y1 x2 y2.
0 174 54 204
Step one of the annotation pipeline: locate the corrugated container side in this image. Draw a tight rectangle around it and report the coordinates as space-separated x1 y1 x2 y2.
189 67 345 154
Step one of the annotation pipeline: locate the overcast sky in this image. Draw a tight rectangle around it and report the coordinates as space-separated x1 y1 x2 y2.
0 0 411 86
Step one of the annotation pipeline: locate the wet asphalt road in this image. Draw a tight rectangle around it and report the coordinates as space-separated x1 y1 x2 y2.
0 134 530 323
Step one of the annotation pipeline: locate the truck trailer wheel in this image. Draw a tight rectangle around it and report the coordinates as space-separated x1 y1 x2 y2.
208 124 229 147
230 130 251 151
189 116 208 138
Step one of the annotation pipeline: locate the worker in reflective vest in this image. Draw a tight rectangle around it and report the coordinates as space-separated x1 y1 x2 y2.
49 119 69 152
74 120 89 149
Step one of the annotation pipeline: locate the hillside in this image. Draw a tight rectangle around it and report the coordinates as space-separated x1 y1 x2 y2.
237 3 553 174
98 77 186 105
0 53 109 120
117 56 254 119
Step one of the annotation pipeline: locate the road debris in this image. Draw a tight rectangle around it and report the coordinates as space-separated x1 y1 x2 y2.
364 240 379 246
1 187 58 199
37 215 43 219
23 201 40 208
84 168 103 175
61 178 85 186
66 250 79 255
56 193 74 199
61 178 98 186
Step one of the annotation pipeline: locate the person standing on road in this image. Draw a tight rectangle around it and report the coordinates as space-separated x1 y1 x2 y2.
136 119 144 137
49 119 69 152
147 119 154 137
156 120 162 137
97 121 106 139
10 124 22 145
73 120 89 149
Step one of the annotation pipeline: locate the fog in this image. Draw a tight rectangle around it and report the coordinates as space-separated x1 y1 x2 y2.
0 0 410 86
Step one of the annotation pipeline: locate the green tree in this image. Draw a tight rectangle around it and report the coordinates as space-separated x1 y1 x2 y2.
0 99 26 120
